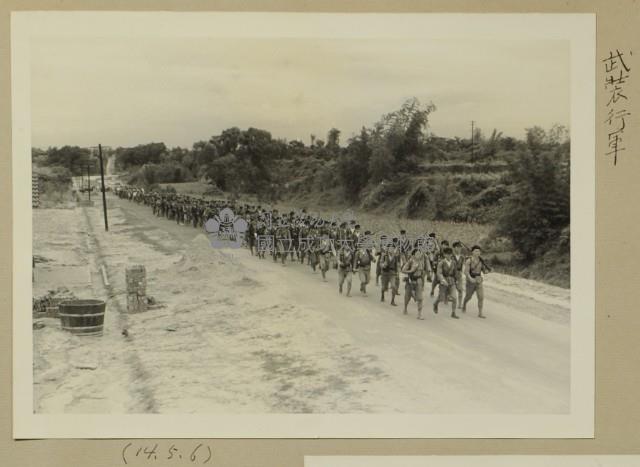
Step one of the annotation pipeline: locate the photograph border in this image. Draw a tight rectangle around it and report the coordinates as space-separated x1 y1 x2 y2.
12 11 595 439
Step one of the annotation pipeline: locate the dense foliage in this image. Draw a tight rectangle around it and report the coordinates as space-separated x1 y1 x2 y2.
497 127 570 263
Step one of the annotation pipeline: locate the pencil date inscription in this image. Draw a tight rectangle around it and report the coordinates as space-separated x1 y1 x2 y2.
121 442 212 465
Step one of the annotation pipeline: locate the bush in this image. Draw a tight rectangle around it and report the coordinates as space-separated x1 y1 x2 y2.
497 149 569 262
457 177 491 196
470 184 510 208
128 162 194 187
362 177 410 210
116 143 167 170
434 176 462 220
405 185 434 219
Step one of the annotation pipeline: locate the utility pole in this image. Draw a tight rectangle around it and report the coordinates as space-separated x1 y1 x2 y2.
87 164 91 201
471 120 475 162
97 144 109 231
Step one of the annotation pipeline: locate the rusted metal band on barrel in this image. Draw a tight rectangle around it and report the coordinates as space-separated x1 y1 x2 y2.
61 325 104 331
58 312 105 318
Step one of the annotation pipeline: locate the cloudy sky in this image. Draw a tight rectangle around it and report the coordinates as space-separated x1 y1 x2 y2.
30 35 569 149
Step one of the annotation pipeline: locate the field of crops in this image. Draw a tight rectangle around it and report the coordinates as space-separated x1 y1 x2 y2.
352 213 493 246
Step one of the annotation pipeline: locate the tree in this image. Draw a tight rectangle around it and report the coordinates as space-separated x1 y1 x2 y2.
326 128 341 154
214 127 241 155
525 126 547 153
547 124 569 145
44 146 92 174
368 144 394 183
497 144 570 262
363 123 389 183
338 127 372 200
205 153 239 192
375 97 437 171
115 142 167 169
32 147 48 163
501 136 517 151
480 129 503 159
288 140 306 153
191 141 218 167
434 176 462 220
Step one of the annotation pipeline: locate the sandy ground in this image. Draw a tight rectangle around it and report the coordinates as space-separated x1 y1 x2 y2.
32 194 570 414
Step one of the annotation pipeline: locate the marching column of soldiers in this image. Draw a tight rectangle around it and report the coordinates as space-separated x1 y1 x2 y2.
115 185 491 320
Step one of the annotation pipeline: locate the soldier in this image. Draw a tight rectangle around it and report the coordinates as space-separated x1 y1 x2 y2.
401 248 426 319
308 226 320 272
352 224 362 246
337 222 350 247
430 239 448 298
194 200 200 224
289 218 300 261
355 236 374 296
374 234 387 287
398 229 412 267
175 202 183 225
255 217 268 260
433 247 459 319
462 245 491 318
318 231 334 282
337 244 355 296
152 196 160 216
452 241 465 307
183 201 190 226
268 217 279 263
379 243 400 306
426 232 438 283
329 221 338 244
298 221 309 264
247 218 257 255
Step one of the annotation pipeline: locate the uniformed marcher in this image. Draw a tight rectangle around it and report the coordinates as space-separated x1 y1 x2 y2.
247 219 257 255
318 232 333 282
355 236 374 296
337 245 356 296
452 241 465 307
462 245 490 318
433 247 459 319
379 243 400 306
277 222 292 265
374 234 387 287
430 239 449 298
401 248 426 319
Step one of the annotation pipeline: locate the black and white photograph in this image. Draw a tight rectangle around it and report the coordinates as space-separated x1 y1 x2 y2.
12 12 595 438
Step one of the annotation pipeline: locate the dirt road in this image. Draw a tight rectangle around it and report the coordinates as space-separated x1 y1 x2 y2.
33 195 570 414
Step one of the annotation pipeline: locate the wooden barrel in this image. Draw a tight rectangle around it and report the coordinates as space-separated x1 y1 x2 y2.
58 299 106 336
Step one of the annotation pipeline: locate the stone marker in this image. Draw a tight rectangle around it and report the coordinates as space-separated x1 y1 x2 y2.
125 265 147 313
